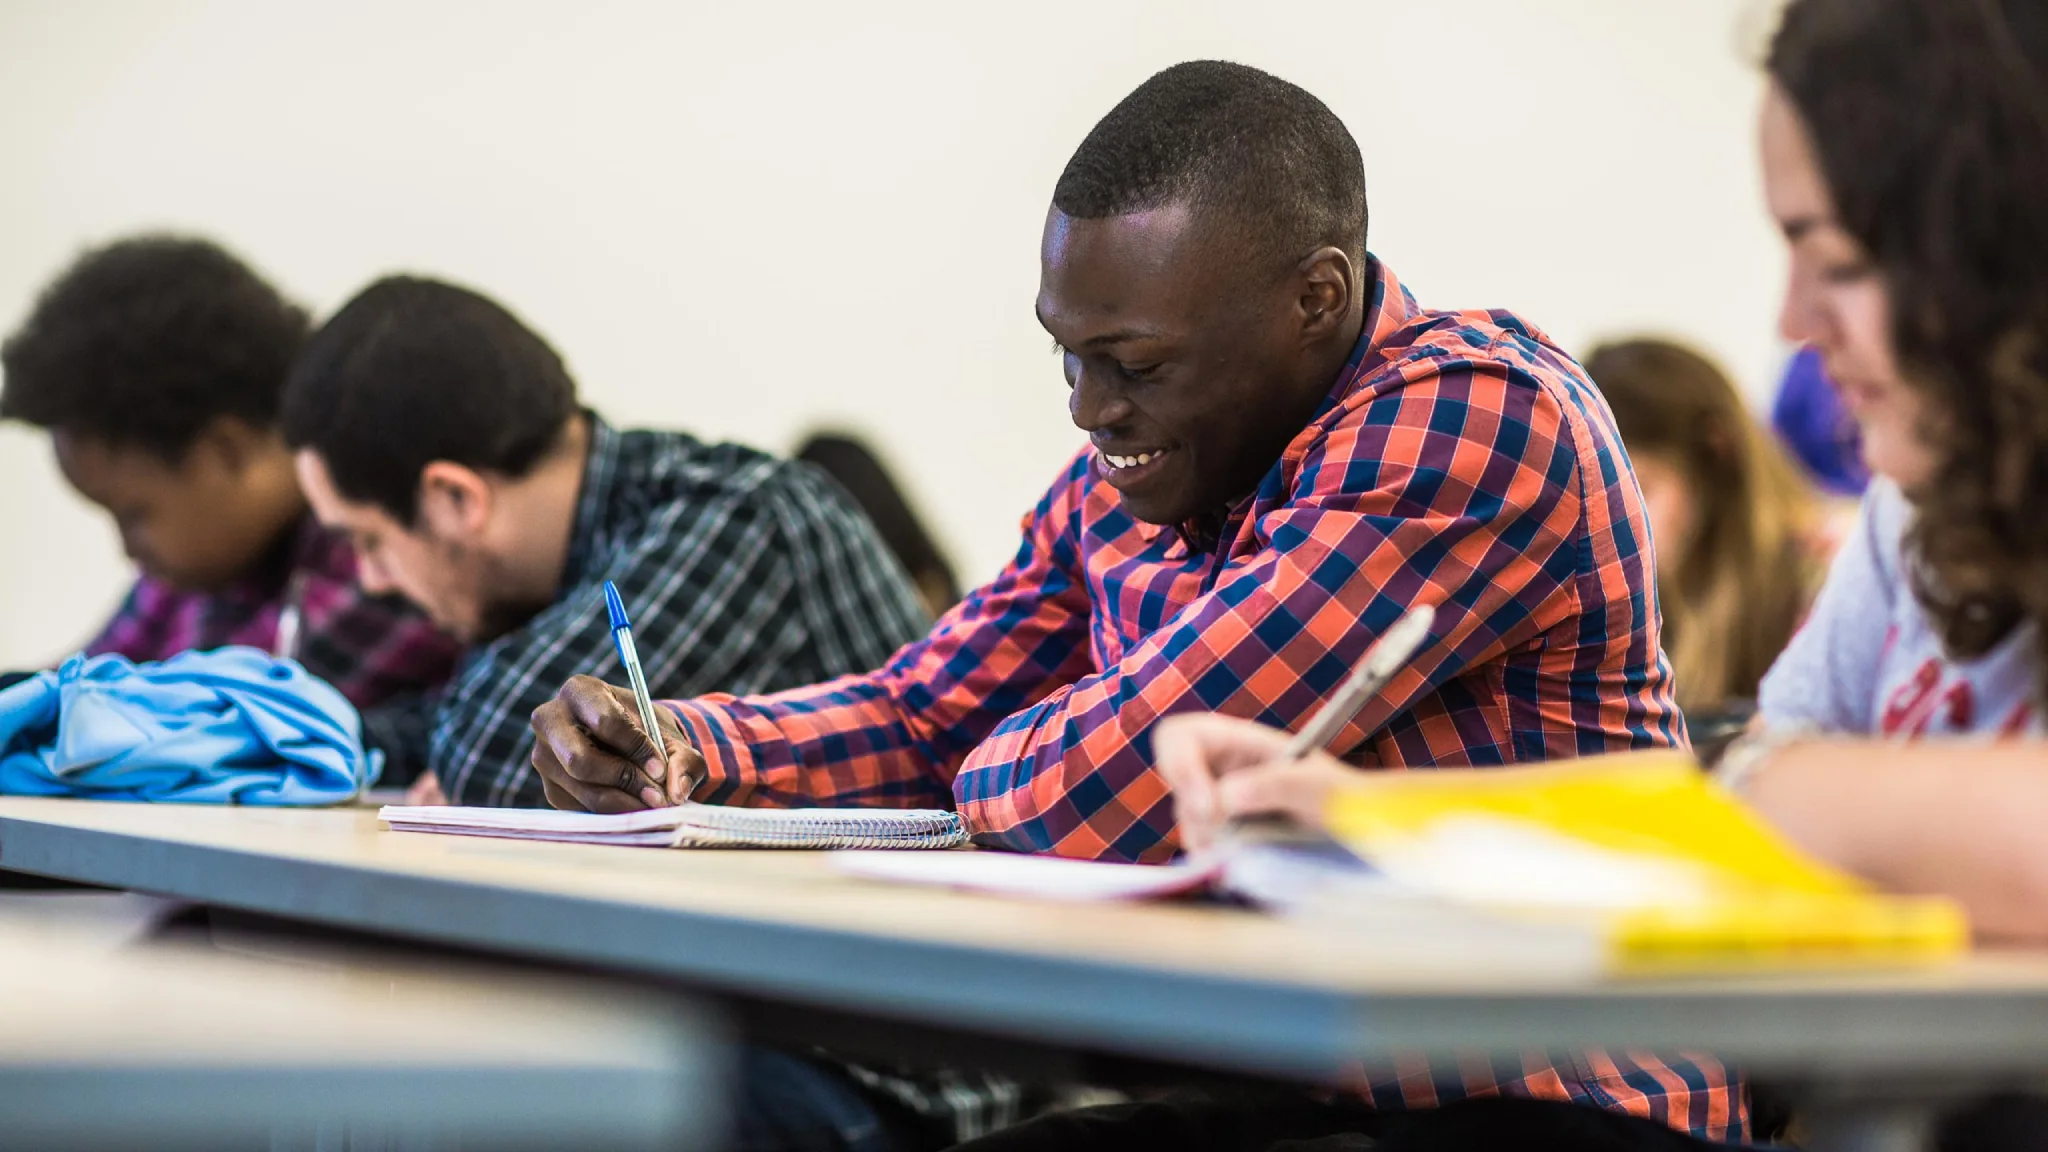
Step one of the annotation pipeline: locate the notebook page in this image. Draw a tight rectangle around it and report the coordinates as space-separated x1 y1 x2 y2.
378 805 688 835
380 803 967 849
381 822 682 847
676 805 960 836
831 850 1219 901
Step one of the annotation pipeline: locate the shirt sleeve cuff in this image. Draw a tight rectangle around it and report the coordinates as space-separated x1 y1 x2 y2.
662 696 769 804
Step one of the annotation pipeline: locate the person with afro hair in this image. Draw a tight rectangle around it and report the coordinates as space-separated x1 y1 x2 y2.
0 235 461 748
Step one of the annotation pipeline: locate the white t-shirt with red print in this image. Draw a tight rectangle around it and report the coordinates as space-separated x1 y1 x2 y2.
1758 479 2041 739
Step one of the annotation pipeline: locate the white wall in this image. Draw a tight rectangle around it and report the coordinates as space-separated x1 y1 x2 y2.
0 0 1784 666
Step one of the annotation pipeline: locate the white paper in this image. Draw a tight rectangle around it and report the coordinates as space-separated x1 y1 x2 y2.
832 849 1220 902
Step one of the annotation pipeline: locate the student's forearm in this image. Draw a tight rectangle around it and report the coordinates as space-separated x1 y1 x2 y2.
668 679 957 809
1745 740 2048 941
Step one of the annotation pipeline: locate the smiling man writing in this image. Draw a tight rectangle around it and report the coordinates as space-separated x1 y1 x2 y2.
533 62 1739 1146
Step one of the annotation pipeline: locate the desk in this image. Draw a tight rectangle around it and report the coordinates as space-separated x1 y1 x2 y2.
0 889 724 1149
4 797 2048 1081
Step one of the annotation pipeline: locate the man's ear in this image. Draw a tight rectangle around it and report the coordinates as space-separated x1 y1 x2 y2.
416 461 494 543
1295 246 1355 343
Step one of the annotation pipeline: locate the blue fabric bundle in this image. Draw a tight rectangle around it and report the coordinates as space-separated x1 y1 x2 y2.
0 648 380 805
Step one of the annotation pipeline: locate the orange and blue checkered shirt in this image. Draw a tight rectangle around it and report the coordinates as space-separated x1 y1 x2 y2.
667 257 1741 1141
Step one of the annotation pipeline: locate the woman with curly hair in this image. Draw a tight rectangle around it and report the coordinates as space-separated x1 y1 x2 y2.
1159 0 2048 947
1730 0 2048 942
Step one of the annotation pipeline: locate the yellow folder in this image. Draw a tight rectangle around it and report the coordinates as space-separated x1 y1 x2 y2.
1321 753 1967 973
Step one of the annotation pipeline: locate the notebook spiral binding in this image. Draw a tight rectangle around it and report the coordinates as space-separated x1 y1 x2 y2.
668 807 968 850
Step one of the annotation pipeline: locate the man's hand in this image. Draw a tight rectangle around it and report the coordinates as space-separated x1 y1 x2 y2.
529 675 707 813
404 770 449 807
1153 713 1363 854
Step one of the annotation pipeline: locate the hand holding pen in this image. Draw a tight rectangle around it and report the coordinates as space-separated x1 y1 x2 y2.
1157 602 1437 854
604 580 671 774
527 582 708 813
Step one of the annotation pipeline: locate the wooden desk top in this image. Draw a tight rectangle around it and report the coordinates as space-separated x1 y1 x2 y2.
5 796 2048 1081
0 896 720 1148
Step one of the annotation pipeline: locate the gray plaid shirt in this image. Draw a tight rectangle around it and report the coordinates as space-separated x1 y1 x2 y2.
429 416 930 807
423 416 1022 1144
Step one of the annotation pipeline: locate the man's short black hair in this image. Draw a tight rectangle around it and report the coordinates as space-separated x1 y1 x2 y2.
0 235 310 459
1054 61 1368 267
280 276 578 524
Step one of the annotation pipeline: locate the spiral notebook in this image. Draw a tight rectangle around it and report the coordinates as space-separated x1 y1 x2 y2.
378 802 968 850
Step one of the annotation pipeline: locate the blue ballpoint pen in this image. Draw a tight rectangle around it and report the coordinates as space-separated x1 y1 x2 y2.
603 581 672 793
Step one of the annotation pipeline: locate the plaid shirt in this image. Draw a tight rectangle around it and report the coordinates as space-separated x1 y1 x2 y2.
432 417 932 808
84 516 461 717
419 419 1019 1144
669 259 1741 1141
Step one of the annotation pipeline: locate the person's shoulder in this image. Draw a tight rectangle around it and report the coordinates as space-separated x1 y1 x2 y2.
1863 477 1912 540
85 573 195 659
295 516 366 581
117 571 200 613
1375 302 1579 384
613 428 784 501
1289 305 1610 533
1323 304 1589 471
616 428 897 547
1340 303 1590 436
616 426 756 476
1858 478 1912 587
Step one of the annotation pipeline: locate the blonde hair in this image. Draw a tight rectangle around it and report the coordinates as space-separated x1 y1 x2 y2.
1587 339 1826 712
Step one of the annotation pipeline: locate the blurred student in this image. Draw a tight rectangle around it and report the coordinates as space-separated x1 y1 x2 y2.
796 432 961 618
0 236 461 742
1586 338 1827 728
281 276 930 807
1157 0 2048 945
1736 0 2048 944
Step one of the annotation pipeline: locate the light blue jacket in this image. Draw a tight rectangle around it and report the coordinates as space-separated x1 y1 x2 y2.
0 648 379 805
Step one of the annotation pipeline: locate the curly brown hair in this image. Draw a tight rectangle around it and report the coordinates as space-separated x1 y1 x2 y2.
0 235 308 460
1770 0 2048 691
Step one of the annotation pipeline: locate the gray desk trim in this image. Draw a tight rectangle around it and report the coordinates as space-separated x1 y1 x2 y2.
0 815 1348 1079
10 813 2048 1082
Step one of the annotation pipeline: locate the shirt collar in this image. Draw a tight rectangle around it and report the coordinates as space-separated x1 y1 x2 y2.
294 515 358 583
198 513 320 607
558 411 618 589
1137 255 1415 551
1353 254 1418 371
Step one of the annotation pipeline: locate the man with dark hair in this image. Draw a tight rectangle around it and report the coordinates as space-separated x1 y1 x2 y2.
281 275 935 810
0 235 460 730
535 61 1740 1148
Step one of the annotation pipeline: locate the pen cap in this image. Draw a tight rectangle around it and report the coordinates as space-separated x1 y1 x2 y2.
603 580 631 632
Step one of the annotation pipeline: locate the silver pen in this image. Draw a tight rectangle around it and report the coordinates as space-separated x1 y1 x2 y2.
1220 602 1438 844
1283 601 1438 760
603 580 671 794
